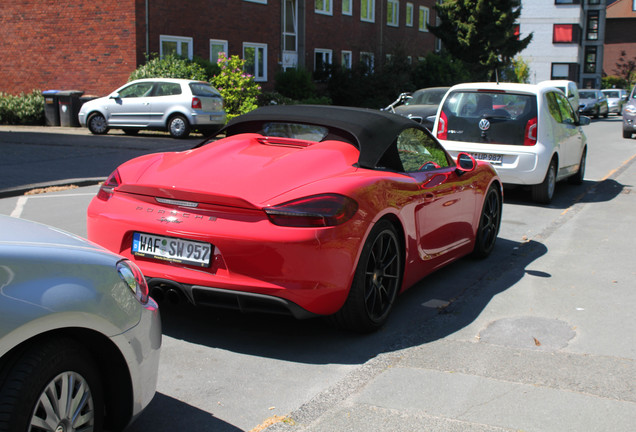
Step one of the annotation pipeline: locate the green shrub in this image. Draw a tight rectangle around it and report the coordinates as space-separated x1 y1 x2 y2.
0 90 44 125
602 75 628 90
128 54 208 82
275 68 316 100
211 53 261 120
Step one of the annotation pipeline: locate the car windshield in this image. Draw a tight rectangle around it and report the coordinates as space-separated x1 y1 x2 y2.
406 89 447 105
190 82 221 97
440 90 538 146
603 91 620 98
579 91 597 99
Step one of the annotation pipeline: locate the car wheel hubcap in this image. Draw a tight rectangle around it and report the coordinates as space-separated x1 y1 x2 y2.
171 118 185 135
30 372 95 432
363 231 399 321
90 116 106 133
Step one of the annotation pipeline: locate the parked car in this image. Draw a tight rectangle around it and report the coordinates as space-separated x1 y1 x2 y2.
86 105 502 333
538 80 580 112
0 215 161 432
78 78 226 138
433 82 589 203
383 87 450 130
623 87 636 139
602 88 628 115
578 89 609 118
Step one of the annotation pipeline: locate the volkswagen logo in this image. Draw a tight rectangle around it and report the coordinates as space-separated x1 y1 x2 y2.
479 118 491 131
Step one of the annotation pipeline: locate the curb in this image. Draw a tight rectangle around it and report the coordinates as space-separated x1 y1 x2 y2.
0 177 105 199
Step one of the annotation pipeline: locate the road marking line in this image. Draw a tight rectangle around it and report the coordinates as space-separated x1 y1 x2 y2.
10 196 28 218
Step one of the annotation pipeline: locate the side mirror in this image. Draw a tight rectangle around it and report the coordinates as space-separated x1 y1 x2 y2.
456 152 476 174
578 115 591 126
110 92 121 99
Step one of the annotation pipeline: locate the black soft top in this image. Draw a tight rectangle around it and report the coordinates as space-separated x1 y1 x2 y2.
219 105 426 169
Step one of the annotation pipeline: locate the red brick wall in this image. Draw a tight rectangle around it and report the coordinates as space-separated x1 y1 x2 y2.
0 0 139 96
603 18 636 78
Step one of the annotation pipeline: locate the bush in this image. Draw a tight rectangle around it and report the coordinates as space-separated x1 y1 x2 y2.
211 53 261 120
128 54 208 82
0 90 44 125
602 75 628 90
274 68 316 100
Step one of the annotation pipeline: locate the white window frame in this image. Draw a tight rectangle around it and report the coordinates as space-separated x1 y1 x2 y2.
360 51 375 72
210 39 228 64
361 0 375 22
315 0 333 15
341 50 352 69
405 2 414 27
160 35 193 59
342 0 353 15
243 42 268 82
419 6 429 32
314 48 333 71
387 0 399 27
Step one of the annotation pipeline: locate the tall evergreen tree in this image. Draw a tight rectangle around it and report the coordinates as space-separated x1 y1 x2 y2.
428 0 532 81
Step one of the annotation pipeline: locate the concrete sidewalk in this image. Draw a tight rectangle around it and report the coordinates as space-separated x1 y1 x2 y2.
266 157 636 431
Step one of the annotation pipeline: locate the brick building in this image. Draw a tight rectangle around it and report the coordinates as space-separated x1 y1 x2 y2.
0 0 438 97
603 0 636 80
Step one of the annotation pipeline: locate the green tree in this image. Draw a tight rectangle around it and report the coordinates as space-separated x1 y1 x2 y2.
428 0 532 81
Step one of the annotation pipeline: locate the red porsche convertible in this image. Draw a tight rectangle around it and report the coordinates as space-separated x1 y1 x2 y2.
87 105 502 332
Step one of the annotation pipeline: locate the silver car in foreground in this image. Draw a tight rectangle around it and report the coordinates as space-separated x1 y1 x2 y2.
0 215 161 431
78 78 226 138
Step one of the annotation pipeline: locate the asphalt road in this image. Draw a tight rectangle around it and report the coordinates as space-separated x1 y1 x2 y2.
0 118 635 431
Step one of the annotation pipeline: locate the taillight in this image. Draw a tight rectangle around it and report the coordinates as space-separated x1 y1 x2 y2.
117 259 149 304
524 117 538 146
437 111 448 140
264 194 358 227
192 97 202 109
97 169 121 201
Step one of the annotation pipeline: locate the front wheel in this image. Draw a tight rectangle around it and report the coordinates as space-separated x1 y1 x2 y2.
333 220 402 333
168 114 191 139
0 338 104 432
623 129 633 139
472 185 501 258
87 113 109 135
532 159 557 204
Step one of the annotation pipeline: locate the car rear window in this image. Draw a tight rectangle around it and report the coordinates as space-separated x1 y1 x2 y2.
440 90 538 146
190 82 221 97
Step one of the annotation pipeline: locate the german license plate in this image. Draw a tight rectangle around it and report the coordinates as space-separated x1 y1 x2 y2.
132 232 212 268
472 153 503 164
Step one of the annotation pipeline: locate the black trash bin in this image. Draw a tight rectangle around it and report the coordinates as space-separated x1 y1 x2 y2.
42 90 61 126
57 90 84 127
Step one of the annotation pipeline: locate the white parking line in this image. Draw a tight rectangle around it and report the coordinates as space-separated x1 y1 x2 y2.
9 193 95 218
10 196 28 218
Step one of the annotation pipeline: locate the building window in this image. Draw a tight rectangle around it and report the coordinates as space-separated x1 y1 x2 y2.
586 11 599 40
551 63 578 81
284 0 298 52
584 45 597 73
244 0 267 3
160 35 193 59
419 6 429 32
587 0 600 4
210 40 228 64
360 51 375 72
553 24 580 43
387 0 399 26
406 2 414 26
243 43 267 81
342 0 352 15
361 0 375 22
314 49 333 72
555 0 580 4
341 50 352 69
315 0 333 15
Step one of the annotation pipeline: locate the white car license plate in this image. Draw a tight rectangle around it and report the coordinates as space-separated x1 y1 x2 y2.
472 153 503 164
132 232 212 268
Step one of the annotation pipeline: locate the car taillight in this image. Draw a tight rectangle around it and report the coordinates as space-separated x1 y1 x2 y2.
117 259 149 304
97 169 121 201
264 194 358 227
524 117 538 146
437 111 448 140
192 97 202 109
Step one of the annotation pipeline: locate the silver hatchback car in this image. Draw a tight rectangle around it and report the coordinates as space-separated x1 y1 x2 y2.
78 78 226 138
0 215 161 431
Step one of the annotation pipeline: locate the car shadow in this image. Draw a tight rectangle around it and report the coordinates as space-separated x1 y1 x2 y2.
124 393 243 432
157 237 547 367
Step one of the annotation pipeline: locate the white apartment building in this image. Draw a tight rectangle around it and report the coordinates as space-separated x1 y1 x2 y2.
518 0 606 88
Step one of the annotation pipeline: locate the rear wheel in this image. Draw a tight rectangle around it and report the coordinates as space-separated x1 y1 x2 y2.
568 147 586 185
0 338 104 432
333 220 402 333
168 114 191 139
87 113 109 135
532 159 557 204
472 185 501 258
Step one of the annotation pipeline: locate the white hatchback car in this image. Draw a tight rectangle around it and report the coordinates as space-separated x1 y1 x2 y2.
433 82 590 203
78 78 226 138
